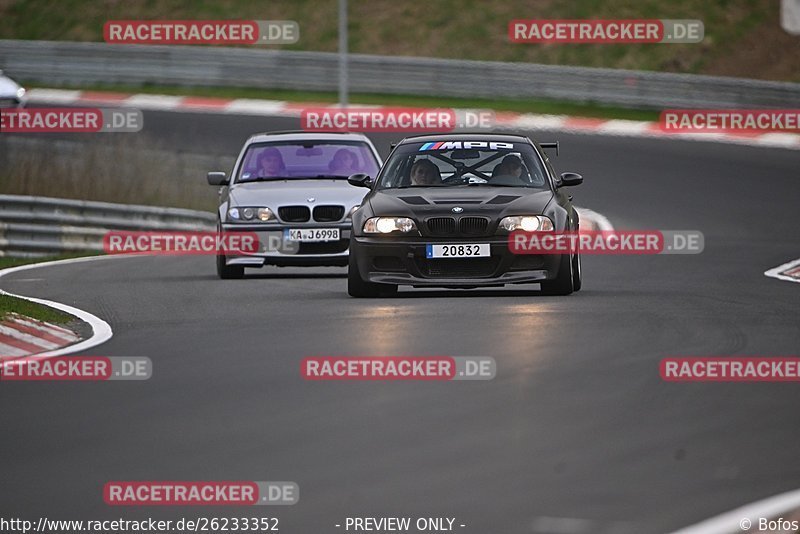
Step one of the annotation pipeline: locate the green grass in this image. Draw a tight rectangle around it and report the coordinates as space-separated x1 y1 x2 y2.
26 82 662 121
0 0 795 82
0 257 45 271
0 253 100 323
0 294 71 324
0 253 100 271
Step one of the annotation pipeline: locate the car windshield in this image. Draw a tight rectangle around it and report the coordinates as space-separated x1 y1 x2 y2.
236 140 380 183
376 140 550 190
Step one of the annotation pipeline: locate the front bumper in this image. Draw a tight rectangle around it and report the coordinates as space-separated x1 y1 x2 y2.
221 223 352 267
351 235 563 287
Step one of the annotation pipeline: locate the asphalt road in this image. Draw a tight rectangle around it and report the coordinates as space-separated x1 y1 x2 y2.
0 110 799 533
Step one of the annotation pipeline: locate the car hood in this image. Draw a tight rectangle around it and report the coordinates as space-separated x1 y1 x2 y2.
229 179 368 209
0 76 21 98
368 187 554 218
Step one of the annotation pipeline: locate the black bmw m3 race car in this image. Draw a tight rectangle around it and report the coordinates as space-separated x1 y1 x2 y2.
347 133 584 297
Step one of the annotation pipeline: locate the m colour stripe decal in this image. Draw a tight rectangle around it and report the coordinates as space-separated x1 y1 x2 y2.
420 142 445 150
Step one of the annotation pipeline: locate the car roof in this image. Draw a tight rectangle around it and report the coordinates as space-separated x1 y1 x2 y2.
246 131 374 144
396 133 533 145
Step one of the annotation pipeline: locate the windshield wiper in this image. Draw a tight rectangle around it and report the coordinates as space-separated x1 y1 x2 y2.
238 176 294 183
464 181 534 187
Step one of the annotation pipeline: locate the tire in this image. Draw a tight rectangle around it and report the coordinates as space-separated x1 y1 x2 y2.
348 249 397 298
540 253 574 295
572 252 582 292
216 253 244 279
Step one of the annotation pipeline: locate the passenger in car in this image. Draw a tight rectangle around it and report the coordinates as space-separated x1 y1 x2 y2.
491 154 544 184
492 154 523 178
329 149 359 175
257 147 287 177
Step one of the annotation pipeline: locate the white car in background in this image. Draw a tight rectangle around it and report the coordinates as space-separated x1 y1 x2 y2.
0 70 26 108
207 131 383 279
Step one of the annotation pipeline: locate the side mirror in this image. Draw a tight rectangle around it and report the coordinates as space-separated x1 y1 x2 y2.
207 171 228 186
347 173 373 188
559 172 583 187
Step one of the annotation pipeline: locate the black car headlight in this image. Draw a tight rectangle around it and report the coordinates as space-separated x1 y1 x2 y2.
227 206 274 222
363 216 418 234
498 215 554 232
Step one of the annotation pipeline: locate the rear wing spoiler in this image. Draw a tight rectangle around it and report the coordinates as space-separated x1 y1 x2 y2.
540 141 559 156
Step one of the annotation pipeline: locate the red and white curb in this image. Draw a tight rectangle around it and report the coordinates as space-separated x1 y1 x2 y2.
25 88 800 151
0 313 79 360
0 256 114 368
765 257 800 284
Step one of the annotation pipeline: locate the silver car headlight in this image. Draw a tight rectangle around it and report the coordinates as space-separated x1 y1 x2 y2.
498 215 554 232
16 87 26 100
363 217 418 234
228 206 274 222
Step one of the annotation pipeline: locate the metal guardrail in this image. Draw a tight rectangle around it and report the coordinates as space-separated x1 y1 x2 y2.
1 40 800 109
0 195 216 257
